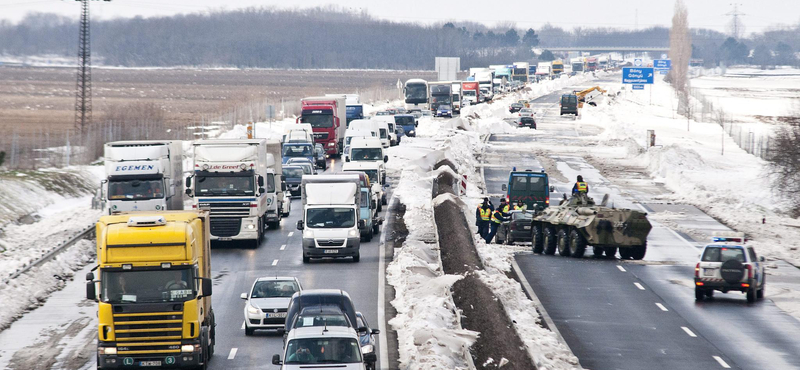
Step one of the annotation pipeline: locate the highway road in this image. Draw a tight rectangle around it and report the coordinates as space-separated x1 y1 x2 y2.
485 76 800 370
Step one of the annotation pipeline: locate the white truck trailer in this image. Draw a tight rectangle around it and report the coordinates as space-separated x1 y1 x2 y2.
187 139 287 247
297 174 364 263
102 140 183 215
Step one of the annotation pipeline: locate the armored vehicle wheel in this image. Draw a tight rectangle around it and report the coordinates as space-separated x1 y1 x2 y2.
695 287 705 301
619 248 632 259
543 227 557 255
604 247 617 259
532 225 544 253
630 244 647 260
557 229 571 257
569 229 586 258
592 247 604 257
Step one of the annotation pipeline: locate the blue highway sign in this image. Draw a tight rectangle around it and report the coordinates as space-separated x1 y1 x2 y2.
622 67 654 84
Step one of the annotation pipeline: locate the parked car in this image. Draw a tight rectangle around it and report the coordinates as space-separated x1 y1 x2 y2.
436 105 453 118
518 116 537 129
375 111 391 116
495 210 534 244
241 276 302 335
695 233 766 302
509 103 524 113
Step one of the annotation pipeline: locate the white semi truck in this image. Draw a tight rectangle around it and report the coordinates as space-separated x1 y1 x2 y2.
297 174 364 263
187 139 288 247
101 140 184 215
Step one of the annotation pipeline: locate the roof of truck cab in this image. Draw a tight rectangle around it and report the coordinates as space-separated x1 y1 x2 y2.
342 162 380 170
99 212 206 249
349 137 383 147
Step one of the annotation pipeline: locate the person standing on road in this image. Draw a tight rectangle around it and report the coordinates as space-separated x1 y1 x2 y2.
475 198 493 239
572 175 589 195
486 207 509 243
498 198 510 213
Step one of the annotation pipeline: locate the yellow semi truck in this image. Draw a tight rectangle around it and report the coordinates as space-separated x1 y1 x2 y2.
86 211 215 369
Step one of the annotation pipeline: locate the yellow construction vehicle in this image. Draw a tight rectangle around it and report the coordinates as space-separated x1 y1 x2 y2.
575 86 607 108
560 86 607 116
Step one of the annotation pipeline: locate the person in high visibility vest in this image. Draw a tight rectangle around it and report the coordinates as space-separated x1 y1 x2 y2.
475 197 493 240
486 207 509 243
572 175 589 195
498 198 510 214
513 200 527 211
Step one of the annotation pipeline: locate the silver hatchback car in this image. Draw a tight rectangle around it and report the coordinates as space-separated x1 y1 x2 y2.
242 277 303 335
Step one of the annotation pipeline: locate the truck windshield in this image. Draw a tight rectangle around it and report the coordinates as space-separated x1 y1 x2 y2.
405 84 428 103
395 116 414 126
195 175 254 196
350 148 383 161
463 90 476 97
301 112 334 128
362 170 379 184
102 268 195 304
283 167 304 179
284 144 313 157
285 338 362 364
306 208 355 228
108 179 164 201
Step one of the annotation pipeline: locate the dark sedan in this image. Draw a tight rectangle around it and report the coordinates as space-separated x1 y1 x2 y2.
509 103 524 113
518 116 537 129
495 210 534 244
282 165 304 196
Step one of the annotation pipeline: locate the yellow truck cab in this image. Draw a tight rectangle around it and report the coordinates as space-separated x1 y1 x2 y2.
86 211 215 369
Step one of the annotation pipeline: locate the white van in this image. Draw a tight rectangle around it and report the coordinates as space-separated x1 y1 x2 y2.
345 136 387 186
371 116 398 146
343 129 374 162
348 119 379 138
373 120 391 148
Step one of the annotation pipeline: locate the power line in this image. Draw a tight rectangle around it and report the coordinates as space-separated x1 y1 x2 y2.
725 3 746 39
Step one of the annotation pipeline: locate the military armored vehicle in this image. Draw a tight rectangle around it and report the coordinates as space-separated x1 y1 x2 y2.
530 193 652 259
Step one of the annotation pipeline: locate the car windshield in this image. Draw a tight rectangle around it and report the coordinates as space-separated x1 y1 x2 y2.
294 313 349 328
251 280 299 298
284 144 313 157
285 338 362 364
702 247 746 262
102 269 194 304
306 208 355 228
195 175 254 196
510 175 547 192
395 116 414 126
283 167 304 178
108 179 164 200
351 148 383 161
300 113 333 128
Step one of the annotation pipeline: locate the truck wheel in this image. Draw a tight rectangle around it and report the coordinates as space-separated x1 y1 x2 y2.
695 288 705 301
747 288 757 303
543 227 557 255
630 244 647 260
353 253 360 263
604 247 617 259
569 230 586 258
382 194 387 205
705 290 714 298
373 222 380 235
757 275 765 299
556 229 571 257
532 225 544 254
303 256 310 263
366 228 373 242
619 248 632 259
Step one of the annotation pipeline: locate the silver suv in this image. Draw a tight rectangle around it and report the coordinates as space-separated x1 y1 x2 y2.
694 233 765 302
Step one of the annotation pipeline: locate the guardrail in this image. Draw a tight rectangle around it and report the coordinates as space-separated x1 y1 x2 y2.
2 224 95 285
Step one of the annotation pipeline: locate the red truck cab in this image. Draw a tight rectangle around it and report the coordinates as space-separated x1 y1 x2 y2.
298 96 346 156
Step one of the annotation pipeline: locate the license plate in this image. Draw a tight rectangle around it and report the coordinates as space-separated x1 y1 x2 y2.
267 312 287 318
324 249 339 254
218 237 232 241
703 269 715 277
140 361 161 367
523 226 531 230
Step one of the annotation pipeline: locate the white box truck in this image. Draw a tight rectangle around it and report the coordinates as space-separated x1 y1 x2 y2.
296 174 364 263
451 82 462 113
102 140 183 215
187 139 287 247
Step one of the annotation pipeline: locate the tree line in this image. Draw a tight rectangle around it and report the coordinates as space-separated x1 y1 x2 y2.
0 6 797 69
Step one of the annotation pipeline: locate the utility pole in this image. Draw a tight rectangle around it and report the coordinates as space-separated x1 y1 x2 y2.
72 0 111 139
725 3 745 39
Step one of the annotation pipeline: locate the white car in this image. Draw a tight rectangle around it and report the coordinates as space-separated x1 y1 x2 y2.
519 108 534 118
694 232 765 302
273 326 374 370
241 277 303 335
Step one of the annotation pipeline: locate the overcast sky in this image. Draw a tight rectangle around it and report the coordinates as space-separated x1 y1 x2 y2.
0 0 796 35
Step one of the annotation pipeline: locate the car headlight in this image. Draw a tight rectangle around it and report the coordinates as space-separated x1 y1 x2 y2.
247 304 260 315
102 347 117 355
361 345 374 354
409 130 415 135
349 229 358 237
303 229 314 239
328 142 335 147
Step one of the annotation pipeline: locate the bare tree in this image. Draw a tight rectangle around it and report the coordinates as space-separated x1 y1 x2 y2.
667 0 691 113
767 114 800 216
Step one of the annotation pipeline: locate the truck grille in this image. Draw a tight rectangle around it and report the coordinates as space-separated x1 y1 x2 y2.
199 202 251 218
313 132 329 140
113 312 183 355
210 218 242 237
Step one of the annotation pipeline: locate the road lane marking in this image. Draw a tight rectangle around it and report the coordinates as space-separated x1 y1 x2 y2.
713 356 731 368
280 244 286 250
241 321 245 330
634 282 645 290
272 259 279 266
228 348 238 360
288 232 294 237
617 265 626 272
681 327 697 338
655 303 668 312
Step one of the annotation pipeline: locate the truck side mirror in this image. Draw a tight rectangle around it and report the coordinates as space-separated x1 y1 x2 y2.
200 277 213 297
345 157 350 162
371 328 380 335
383 156 388 163
185 176 192 188
501 184 507 191
258 175 264 187
272 355 282 365
281 182 287 192
549 185 555 192
296 220 304 230
258 187 266 194
86 281 96 301
86 272 94 281
185 188 193 197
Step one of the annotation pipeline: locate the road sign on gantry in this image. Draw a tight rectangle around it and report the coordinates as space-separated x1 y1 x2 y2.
654 59 671 70
634 58 643 67
622 68 654 84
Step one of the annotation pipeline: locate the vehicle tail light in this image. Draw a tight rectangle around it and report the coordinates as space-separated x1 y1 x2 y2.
742 283 750 288
192 204 197 209
695 263 700 277
695 282 704 286
545 197 550 205
746 265 753 279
